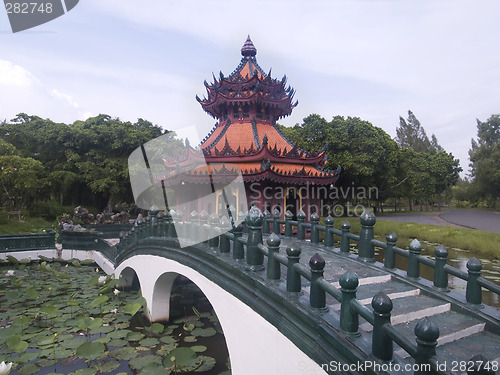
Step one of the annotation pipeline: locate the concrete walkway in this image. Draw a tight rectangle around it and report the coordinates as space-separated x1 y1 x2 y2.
377 209 500 234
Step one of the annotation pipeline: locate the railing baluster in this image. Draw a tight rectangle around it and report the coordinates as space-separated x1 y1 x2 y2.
286 241 302 293
358 210 375 262
414 318 440 375
208 213 220 251
246 206 264 271
267 233 281 280
340 271 359 335
324 215 334 248
232 224 244 260
309 253 326 309
284 210 293 237
466 257 482 304
262 209 271 235
219 216 230 253
408 239 422 279
310 212 320 244
434 245 449 291
340 220 351 254
372 291 393 361
190 210 199 243
384 232 397 269
297 210 306 240
272 208 280 234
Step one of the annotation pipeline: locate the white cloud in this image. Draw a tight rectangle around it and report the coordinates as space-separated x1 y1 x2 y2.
0 60 40 86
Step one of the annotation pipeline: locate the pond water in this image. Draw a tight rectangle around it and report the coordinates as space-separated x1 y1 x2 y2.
372 241 500 308
0 259 231 375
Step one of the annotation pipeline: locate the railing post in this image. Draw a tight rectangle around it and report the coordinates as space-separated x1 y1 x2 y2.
340 220 351 254
466 257 482 305
232 224 244 260
309 253 326 309
384 232 397 269
297 210 306 240
208 213 220 251
414 318 439 375
310 212 320 244
173 210 183 239
358 209 375 262
340 271 359 335
189 210 199 243
284 210 293 237
324 215 334 248
371 291 393 361
219 216 230 253
272 208 281 235
149 205 159 237
408 239 422 280
166 210 175 238
262 209 271 235
434 245 449 291
246 206 264 271
241 211 249 234
145 214 152 238
199 210 209 244
286 241 302 293
267 233 281 280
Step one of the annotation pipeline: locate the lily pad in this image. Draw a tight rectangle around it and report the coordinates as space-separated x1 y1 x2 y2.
91 359 120 373
191 327 216 337
139 337 159 347
191 345 207 353
107 329 132 339
123 303 142 316
109 346 138 360
146 322 164 334
76 341 106 360
89 295 109 308
129 354 163 370
6 334 29 352
126 331 145 341
194 355 216 372
18 363 39 374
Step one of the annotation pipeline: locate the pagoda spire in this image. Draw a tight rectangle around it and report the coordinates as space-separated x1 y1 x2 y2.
241 35 257 57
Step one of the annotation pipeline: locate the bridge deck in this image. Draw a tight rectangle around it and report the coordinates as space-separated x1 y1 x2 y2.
265 236 500 371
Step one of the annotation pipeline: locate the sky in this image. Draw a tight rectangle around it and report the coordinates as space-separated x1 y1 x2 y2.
1 0 500 177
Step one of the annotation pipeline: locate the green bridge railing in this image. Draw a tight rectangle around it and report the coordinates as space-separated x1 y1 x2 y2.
0 230 56 252
116 206 500 374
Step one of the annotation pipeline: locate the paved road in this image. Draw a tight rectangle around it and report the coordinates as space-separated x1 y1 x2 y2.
377 209 500 234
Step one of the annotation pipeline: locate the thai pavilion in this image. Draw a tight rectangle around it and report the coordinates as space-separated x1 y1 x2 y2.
158 36 337 221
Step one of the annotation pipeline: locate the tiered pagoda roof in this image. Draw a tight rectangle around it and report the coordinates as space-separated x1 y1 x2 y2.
159 36 337 186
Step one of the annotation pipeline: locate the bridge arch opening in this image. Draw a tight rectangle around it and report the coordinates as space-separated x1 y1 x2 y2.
117 266 141 291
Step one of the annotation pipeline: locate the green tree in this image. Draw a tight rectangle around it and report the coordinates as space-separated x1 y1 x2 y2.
469 115 500 206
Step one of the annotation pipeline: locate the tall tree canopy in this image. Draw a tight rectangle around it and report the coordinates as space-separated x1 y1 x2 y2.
469 115 500 205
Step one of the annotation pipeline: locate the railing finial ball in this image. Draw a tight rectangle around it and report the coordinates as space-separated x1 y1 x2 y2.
467 257 482 272
309 253 325 270
339 271 359 290
267 232 281 247
414 317 439 343
371 291 393 314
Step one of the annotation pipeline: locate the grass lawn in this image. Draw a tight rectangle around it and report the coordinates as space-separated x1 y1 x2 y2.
331 217 500 259
0 217 56 234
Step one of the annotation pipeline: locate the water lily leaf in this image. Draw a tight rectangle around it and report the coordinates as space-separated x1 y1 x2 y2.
40 305 59 318
194 356 216 372
126 331 145 341
60 337 86 349
160 336 177 344
139 337 159 347
107 329 132 339
89 295 109 308
25 288 40 299
38 358 58 367
146 322 164 334
13 315 32 326
107 339 128 347
184 336 197 343
70 368 97 375
6 334 29 352
90 325 114 335
129 354 162 370
191 327 216 337
93 336 111 344
77 317 103 331
191 345 207 353
72 260 81 267
91 359 120 373
162 347 197 369
36 335 55 347
139 367 172 375
6 255 19 263
109 346 138 360
76 341 105 360
123 303 142 316
18 363 39 374
16 350 39 363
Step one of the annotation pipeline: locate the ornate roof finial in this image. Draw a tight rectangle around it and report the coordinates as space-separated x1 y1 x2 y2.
241 35 257 57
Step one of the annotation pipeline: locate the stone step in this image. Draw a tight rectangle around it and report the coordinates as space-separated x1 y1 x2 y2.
394 310 486 359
